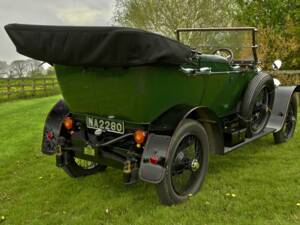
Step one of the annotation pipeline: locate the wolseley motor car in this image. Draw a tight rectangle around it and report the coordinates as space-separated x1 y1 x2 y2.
5 24 298 205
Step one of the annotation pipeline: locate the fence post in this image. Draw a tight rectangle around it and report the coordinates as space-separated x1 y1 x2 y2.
32 79 35 97
52 78 55 94
19 78 21 97
43 78 46 95
7 79 10 99
21 77 25 98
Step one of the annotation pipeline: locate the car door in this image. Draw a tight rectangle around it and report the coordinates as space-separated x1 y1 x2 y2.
199 60 245 117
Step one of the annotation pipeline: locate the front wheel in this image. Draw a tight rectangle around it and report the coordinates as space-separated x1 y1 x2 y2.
273 95 297 143
156 119 209 205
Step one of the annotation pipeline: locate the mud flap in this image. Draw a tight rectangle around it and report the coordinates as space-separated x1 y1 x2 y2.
139 134 171 184
267 86 299 132
41 100 69 155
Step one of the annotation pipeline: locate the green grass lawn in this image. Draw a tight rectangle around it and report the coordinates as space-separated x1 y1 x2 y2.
0 96 300 225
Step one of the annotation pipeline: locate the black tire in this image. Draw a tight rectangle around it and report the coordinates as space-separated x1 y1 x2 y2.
240 73 275 137
156 119 209 205
62 150 107 178
273 94 297 144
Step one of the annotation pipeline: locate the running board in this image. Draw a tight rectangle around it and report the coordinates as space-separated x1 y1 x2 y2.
224 128 275 154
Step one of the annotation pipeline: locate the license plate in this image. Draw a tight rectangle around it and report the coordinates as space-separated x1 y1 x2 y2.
86 116 125 134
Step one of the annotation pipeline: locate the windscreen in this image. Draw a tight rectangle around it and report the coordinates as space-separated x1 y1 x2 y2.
178 30 255 62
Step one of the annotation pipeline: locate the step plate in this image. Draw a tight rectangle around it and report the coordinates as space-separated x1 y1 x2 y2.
224 127 275 154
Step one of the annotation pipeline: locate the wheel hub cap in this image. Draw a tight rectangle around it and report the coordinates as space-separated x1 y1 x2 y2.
191 159 200 172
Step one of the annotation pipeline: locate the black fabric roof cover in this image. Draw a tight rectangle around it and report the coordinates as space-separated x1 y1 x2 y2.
5 24 192 67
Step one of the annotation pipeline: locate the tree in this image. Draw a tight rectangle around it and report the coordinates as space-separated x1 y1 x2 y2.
114 0 238 40
257 26 299 69
236 0 298 31
46 66 55 76
0 61 8 70
114 0 299 69
9 60 27 78
235 0 299 69
0 61 8 78
26 59 42 76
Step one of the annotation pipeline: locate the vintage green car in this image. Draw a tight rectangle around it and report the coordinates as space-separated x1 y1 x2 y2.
5 24 299 205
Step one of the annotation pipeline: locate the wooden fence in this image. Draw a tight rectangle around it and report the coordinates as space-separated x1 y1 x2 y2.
0 77 60 102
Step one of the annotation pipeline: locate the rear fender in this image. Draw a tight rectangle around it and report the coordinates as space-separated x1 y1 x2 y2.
139 105 223 184
41 99 69 155
139 134 171 184
149 105 197 133
180 106 224 154
267 85 300 132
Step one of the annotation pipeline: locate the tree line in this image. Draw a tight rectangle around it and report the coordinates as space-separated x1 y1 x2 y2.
114 0 299 70
0 59 54 78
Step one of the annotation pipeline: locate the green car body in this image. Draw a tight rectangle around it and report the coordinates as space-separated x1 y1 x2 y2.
56 54 255 124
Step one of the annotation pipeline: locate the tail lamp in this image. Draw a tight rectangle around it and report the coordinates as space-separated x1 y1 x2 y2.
134 129 147 145
63 116 73 130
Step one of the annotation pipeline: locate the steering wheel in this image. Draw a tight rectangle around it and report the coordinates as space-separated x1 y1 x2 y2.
212 48 234 63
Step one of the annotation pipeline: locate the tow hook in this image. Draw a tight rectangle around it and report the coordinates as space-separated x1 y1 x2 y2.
56 146 64 167
123 160 138 184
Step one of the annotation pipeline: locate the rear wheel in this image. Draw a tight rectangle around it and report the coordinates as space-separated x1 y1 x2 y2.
62 147 107 177
156 119 209 205
273 95 297 143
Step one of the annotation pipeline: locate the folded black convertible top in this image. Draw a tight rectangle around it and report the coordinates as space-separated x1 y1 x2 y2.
5 24 192 67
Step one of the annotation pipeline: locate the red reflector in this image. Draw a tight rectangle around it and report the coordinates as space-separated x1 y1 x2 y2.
149 155 158 165
47 131 54 140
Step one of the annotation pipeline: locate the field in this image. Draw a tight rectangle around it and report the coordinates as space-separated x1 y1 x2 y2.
0 96 300 225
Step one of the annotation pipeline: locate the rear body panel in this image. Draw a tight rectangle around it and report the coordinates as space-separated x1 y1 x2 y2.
55 58 254 124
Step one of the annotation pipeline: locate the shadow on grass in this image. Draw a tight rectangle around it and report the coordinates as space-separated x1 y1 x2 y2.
208 136 275 174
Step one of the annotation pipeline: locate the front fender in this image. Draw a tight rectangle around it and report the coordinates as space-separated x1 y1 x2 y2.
41 99 69 155
267 86 299 132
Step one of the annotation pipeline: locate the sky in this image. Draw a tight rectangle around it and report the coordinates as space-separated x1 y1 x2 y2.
0 0 115 63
